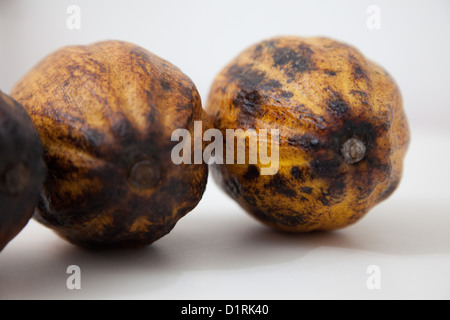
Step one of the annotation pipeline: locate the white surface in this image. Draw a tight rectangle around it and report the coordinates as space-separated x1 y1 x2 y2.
0 0 450 300
1 0 450 131
1 130 450 300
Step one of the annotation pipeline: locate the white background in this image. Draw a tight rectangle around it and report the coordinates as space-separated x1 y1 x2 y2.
0 0 449 300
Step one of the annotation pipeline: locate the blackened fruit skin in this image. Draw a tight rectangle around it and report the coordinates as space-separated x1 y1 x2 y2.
206 36 410 232
0 91 46 251
11 41 209 249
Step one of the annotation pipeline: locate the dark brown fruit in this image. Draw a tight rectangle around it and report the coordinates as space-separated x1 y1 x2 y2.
11 41 209 249
0 91 46 251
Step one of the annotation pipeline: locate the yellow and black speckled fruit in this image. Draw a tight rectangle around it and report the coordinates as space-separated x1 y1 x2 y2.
0 91 46 251
11 41 209 249
206 36 409 232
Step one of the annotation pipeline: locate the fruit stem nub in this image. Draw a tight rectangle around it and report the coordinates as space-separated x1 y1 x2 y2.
341 138 366 164
128 159 160 189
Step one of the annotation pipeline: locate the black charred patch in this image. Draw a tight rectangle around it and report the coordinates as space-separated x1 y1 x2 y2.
310 116 388 200
300 114 327 130
223 175 242 199
252 207 308 228
309 157 341 180
293 104 306 113
240 68 267 89
318 191 331 206
318 179 346 206
265 173 297 198
176 101 193 112
243 165 260 180
349 54 370 83
41 153 73 181
294 104 327 130
331 179 346 196
328 99 349 116
290 166 307 181
109 113 137 145
241 193 258 208
275 213 307 227
263 79 283 90
350 90 368 98
160 78 172 91
324 70 337 76
331 119 379 154
313 116 327 130
327 90 349 117
300 186 312 194
350 90 369 106
353 63 368 81
261 78 288 97
233 89 264 119
272 44 315 80
316 118 382 172
227 64 267 90
226 64 243 80
287 133 322 151
279 91 294 99
178 85 193 100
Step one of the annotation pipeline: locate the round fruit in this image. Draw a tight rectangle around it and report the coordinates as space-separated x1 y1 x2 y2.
11 41 209 248
206 36 410 232
0 91 46 251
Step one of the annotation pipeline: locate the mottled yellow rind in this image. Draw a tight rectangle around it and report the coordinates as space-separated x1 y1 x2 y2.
11 41 209 248
206 36 409 232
